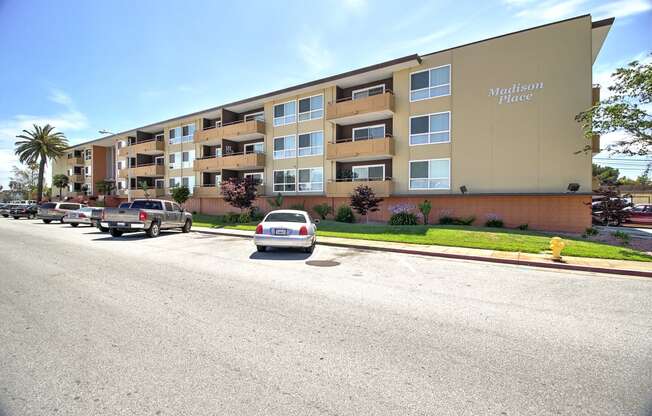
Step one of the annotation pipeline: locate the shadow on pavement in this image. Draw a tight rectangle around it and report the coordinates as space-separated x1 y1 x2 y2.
92 231 180 242
249 248 313 261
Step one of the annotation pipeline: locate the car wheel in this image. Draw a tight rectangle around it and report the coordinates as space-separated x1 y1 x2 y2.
99 226 109 233
2 214 8 218
109 229 123 238
181 219 192 233
42 219 51 224
304 244 315 254
256 245 266 252
146 222 160 238
13 216 19 220
70 223 79 227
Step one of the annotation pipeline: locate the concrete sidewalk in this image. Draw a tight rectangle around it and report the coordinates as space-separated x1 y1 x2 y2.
193 226 652 278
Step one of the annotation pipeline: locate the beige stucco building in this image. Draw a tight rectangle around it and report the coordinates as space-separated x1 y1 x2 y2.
52 14 613 232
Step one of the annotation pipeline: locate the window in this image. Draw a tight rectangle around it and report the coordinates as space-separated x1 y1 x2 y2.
273 101 296 126
131 200 163 210
244 112 264 122
181 124 195 143
169 178 178 188
410 112 450 145
298 95 323 121
352 125 385 141
298 167 323 192
244 172 264 185
117 161 123 170
155 179 165 189
352 164 385 181
85 149 92 160
244 142 264 154
264 212 307 223
409 159 450 190
169 154 176 164
84 166 90 176
182 177 189 187
169 127 180 144
182 151 189 162
165 201 173 211
155 133 164 142
273 169 296 192
352 84 385 100
273 135 296 159
298 131 323 157
410 65 450 101
155 156 164 166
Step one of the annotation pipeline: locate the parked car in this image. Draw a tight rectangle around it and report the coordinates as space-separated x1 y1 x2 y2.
118 202 132 209
0 204 16 218
100 199 192 238
253 210 318 253
65 207 105 229
625 204 652 225
37 202 85 223
10 204 38 219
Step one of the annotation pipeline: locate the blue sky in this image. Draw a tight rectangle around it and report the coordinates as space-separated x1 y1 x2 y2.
0 0 650 187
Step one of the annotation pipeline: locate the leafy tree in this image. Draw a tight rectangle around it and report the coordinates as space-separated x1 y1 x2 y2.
95 179 115 196
577 54 651 155
268 193 284 208
313 203 332 220
350 185 383 222
139 181 150 199
14 124 68 202
9 164 39 199
171 185 191 206
592 185 631 226
335 205 355 223
221 176 257 212
52 174 69 200
418 200 432 225
592 163 621 185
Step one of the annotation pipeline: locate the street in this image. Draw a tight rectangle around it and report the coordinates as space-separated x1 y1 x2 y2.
0 218 651 415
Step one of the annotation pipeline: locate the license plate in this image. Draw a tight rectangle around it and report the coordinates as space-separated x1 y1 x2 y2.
274 228 287 235
117 222 126 226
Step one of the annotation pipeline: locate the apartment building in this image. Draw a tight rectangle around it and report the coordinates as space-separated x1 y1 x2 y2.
52 14 613 232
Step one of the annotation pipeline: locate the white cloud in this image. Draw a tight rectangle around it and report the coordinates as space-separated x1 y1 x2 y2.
592 0 652 19
339 0 367 13
0 89 88 188
502 0 651 21
297 36 334 77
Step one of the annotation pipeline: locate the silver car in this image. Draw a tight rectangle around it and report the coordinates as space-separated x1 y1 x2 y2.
253 210 318 253
65 207 104 228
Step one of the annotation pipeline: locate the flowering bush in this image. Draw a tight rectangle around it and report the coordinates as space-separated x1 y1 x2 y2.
389 203 416 215
485 213 504 228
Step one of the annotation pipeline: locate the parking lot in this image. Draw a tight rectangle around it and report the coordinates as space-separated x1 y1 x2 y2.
1 218 651 415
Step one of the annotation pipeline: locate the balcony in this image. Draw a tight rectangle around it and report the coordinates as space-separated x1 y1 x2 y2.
326 179 393 197
118 139 165 157
326 136 394 161
193 185 221 198
67 156 84 165
592 85 600 105
193 152 266 173
118 164 165 177
70 174 84 183
128 188 165 198
194 120 266 145
326 92 394 125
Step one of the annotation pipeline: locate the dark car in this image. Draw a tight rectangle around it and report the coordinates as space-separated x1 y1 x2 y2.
0 204 16 218
10 204 38 219
626 204 652 225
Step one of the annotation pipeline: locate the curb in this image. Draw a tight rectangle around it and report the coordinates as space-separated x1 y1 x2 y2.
193 228 652 279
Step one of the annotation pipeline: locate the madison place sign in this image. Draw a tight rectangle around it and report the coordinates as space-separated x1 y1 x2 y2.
489 82 544 105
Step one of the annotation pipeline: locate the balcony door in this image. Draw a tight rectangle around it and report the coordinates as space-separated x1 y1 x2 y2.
352 164 385 182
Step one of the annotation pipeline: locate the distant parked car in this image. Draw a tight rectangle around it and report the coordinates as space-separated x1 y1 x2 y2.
101 199 192 238
0 204 15 218
37 202 85 223
625 204 652 225
10 204 38 219
65 207 105 229
253 210 318 253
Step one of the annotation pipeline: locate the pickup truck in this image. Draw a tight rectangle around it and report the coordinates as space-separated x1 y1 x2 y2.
100 199 192 238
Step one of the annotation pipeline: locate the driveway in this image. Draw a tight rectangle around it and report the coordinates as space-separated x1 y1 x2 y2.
0 219 651 415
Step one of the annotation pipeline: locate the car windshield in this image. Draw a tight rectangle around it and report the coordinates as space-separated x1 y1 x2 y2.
130 200 163 210
40 203 56 209
265 213 307 223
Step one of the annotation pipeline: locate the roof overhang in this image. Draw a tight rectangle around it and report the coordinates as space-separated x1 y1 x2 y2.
591 17 615 64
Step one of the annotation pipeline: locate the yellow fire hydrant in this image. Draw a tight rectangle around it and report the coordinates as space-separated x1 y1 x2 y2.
550 237 565 262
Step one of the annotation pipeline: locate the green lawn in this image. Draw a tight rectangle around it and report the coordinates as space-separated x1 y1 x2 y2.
192 215 652 262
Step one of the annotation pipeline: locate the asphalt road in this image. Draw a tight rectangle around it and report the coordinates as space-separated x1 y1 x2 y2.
0 218 651 416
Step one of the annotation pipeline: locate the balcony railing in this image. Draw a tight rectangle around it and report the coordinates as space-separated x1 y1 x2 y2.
194 119 266 144
70 174 85 183
326 178 393 197
67 156 84 165
193 185 221 198
118 163 165 177
326 135 394 160
326 91 394 125
193 151 266 172
118 138 165 157
128 188 165 198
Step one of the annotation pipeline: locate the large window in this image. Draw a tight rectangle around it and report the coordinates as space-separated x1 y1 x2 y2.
244 172 264 185
352 164 385 181
169 151 195 169
298 167 323 192
244 112 264 122
298 131 323 157
410 112 450 145
352 84 385 100
273 169 296 192
273 135 296 159
298 95 323 121
182 124 195 143
409 159 450 190
244 142 264 154
410 65 450 101
85 149 92 160
169 127 181 145
352 125 385 141
273 101 297 126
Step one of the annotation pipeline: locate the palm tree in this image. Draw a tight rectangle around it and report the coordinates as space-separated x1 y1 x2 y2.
15 124 68 202
52 174 69 200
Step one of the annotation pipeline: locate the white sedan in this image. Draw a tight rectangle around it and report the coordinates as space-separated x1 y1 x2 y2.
253 210 318 253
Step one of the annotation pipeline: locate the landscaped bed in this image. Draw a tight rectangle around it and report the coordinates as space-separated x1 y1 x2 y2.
191 214 652 262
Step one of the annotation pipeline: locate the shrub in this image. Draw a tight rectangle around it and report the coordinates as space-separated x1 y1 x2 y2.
268 193 283 209
584 227 599 236
221 177 257 212
439 215 456 225
350 185 383 222
192 210 198 215
485 214 504 228
225 212 240 223
517 224 529 231
439 215 475 226
612 230 630 244
335 205 355 223
418 200 432 225
170 185 191 206
249 207 265 222
389 212 418 225
289 201 306 210
237 212 251 223
313 203 332 220
456 216 476 226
